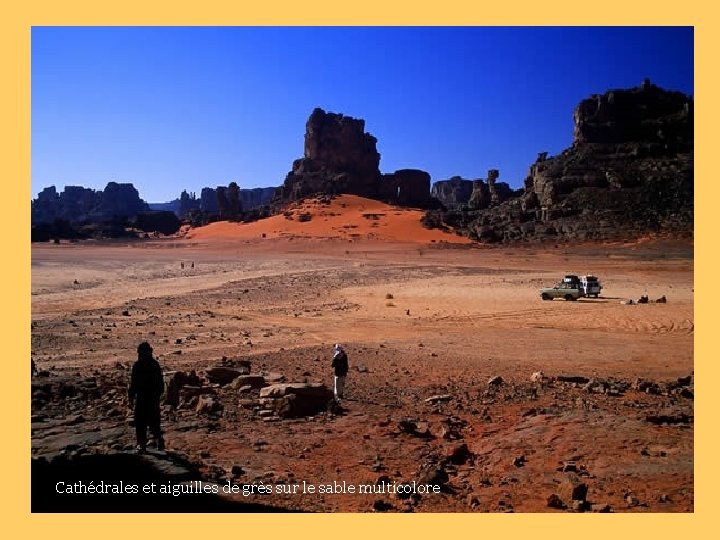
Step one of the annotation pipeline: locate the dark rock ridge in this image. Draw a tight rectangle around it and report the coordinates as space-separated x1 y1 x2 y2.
32 182 148 225
379 169 432 208
153 187 277 218
274 108 435 209
430 176 475 210
431 171 518 211
131 211 181 236
240 187 278 211
430 80 693 243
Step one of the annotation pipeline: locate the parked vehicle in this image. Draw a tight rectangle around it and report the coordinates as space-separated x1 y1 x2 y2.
540 281 585 301
580 275 602 298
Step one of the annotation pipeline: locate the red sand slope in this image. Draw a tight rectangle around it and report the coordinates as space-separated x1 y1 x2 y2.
184 195 472 244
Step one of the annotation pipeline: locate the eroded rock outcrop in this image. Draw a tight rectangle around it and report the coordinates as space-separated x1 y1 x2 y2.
433 81 693 243
32 183 147 225
431 176 475 209
274 108 382 204
464 170 516 211
379 169 432 208
31 182 148 225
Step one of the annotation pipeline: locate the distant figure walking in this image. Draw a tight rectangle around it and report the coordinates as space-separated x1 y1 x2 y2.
128 342 165 453
331 343 349 400
180 262 185 269
191 261 195 268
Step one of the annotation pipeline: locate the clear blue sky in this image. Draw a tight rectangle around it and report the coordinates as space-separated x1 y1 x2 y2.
31 26 694 203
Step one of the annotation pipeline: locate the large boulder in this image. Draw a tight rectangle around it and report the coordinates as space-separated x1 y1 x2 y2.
229 375 267 390
204 367 245 386
165 370 202 408
259 383 333 418
259 383 331 399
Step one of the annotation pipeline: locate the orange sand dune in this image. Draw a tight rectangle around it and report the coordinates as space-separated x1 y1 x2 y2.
185 194 472 244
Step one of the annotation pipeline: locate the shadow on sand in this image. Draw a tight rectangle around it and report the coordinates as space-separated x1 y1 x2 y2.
32 451 295 513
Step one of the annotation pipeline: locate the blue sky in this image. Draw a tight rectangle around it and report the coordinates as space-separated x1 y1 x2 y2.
31 26 694 203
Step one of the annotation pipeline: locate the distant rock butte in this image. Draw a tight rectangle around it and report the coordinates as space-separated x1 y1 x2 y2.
32 182 147 225
274 108 434 209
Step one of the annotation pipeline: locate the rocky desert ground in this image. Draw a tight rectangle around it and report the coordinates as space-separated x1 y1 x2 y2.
30 197 694 512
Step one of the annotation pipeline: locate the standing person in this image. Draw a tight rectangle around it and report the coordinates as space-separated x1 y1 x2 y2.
128 342 165 453
331 343 349 400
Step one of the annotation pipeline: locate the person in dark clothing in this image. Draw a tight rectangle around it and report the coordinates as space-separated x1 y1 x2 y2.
128 342 165 453
331 343 349 400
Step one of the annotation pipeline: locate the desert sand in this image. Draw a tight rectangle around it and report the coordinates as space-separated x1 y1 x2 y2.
31 196 693 512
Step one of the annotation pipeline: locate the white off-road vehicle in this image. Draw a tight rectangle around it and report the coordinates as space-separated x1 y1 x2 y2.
580 275 602 298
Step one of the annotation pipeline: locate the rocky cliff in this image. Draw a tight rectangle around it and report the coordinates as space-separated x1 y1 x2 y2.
431 176 475 209
274 108 382 204
32 182 148 225
274 108 434 209
149 187 277 218
431 80 693 243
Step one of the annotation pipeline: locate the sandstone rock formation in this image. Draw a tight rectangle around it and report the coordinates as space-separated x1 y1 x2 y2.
240 187 277 210
432 81 693 243
379 169 432 208
150 187 276 218
274 108 382 204
431 176 475 210
274 108 437 209
32 183 148 225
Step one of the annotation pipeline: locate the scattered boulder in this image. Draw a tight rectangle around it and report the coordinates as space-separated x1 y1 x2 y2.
229 375 267 390
416 463 449 490
488 376 504 387
196 396 223 414
424 394 452 404
547 493 566 509
444 443 472 465
397 418 432 438
259 383 331 399
646 412 692 425
165 370 202 408
204 367 245 386
557 375 591 384
559 473 588 503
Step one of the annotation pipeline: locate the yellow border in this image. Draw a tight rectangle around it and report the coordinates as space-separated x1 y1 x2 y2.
7 1 713 538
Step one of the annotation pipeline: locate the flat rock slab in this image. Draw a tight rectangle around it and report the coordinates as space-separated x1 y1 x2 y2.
260 383 332 399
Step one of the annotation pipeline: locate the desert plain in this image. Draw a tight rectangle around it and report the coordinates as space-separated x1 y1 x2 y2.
30 196 694 512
